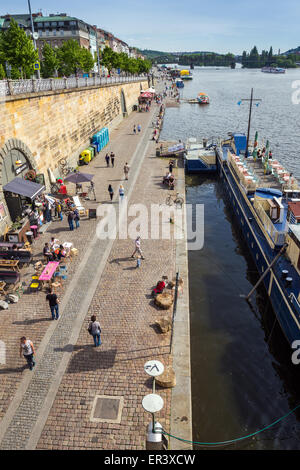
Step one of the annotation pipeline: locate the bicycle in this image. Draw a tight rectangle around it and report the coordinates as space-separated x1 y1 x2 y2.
165 192 184 208
58 158 77 177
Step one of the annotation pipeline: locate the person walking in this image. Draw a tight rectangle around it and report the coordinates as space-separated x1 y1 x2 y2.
133 125 136 135
131 236 145 259
137 124 141 133
73 208 80 229
108 184 114 201
89 180 96 201
67 211 74 231
124 162 130 180
105 153 110 167
110 152 115 168
20 336 35 370
56 201 63 221
46 288 60 320
119 184 125 202
88 315 102 347
169 160 174 173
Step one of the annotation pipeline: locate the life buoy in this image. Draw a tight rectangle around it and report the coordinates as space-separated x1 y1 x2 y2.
24 170 36 181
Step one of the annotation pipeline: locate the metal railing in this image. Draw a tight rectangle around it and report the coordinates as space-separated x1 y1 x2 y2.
0 75 147 96
253 198 287 246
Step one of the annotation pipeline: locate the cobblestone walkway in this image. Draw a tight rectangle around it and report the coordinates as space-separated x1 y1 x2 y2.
0 88 179 449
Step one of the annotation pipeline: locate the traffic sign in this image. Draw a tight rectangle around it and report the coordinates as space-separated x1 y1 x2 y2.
144 360 164 377
33 32 39 40
34 61 40 70
142 394 164 414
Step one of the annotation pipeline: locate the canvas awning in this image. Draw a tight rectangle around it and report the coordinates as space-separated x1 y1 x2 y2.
3 177 45 199
140 92 153 98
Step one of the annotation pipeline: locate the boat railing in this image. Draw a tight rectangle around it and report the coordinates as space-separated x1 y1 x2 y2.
253 198 287 246
289 293 300 317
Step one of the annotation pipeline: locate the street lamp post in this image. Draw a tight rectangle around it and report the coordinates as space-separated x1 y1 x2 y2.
27 0 40 79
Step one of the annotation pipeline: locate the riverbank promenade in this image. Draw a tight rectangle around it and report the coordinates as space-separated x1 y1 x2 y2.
0 88 190 450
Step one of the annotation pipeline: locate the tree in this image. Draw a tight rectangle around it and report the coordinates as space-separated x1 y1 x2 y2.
79 47 95 73
0 19 38 78
100 46 116 74
57 39 82 76
41 43 59 78
0 63 5 79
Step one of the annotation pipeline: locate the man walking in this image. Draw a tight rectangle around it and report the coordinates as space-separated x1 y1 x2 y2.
20 337 35 370
67 211 74 231
137 124 141 133
88 315 102 347
110 152 115 168
105 153 110 167
124 162 130 180
131 236 145 259
133 125 136 135
46 288 60 320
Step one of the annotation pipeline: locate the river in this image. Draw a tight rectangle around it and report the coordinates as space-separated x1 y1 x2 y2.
160 67 300 450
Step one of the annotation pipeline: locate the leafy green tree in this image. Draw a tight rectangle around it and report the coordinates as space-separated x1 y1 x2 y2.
79 47 95 73
57 39 82 76
0 18 38 78
41 43 59 78
0 63 5 79
100 46 116 74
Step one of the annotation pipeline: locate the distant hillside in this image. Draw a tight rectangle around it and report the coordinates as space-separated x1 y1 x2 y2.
283 46 300 55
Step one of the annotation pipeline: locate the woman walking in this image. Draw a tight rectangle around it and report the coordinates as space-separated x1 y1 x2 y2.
108 184 114 201
119 184 125 202
67 211 74 231
124 162 130 180
105 153 110 167
88 315 102 347
74 208 80 229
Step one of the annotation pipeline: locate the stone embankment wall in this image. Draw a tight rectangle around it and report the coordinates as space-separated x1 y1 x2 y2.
0 80 147 178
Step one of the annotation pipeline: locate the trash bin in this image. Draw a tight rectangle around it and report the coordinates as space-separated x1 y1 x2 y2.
25 231 33 244
88 146 95 159
79 149 91 165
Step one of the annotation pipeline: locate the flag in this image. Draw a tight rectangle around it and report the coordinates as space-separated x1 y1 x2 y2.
237 100 242 106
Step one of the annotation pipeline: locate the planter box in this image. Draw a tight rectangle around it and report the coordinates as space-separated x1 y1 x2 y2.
7 219 31 243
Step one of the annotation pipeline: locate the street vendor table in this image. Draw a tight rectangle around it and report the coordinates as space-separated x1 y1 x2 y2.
39 261 59 288
0 259 19 271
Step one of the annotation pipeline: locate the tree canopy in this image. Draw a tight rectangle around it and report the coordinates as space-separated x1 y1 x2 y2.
100 46 151 74
241 46 298 68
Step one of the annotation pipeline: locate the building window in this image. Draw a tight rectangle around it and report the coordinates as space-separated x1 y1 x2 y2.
44 22 50 27
52 22 57 26
60 30 64 36
53 30 56 36
46 30 49 36
58 21 64 26
37 22 43 27
72 30 76 35
70 21 76 26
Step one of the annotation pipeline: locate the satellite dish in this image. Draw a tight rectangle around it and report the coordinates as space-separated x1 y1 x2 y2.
33 32 39 40
142 394 164 414
144 360 164 377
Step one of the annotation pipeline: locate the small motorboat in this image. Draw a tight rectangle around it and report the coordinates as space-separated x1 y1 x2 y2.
176 79 184 88
197 92 210 104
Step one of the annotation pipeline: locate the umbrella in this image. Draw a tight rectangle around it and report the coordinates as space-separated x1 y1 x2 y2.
64 172 94 184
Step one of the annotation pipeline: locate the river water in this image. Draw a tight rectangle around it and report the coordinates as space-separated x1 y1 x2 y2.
159 67 300 450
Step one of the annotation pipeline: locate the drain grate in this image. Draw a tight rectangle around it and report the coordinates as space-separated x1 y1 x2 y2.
90 395 124 423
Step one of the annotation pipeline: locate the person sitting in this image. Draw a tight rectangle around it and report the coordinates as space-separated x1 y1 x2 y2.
152 279 166 297
56 245 66 261
50 237 59 252
163 172 172 185
168 175 175 190
43 243 54 262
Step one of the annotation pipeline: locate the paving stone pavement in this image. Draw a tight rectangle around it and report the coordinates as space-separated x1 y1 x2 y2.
0 85 181 449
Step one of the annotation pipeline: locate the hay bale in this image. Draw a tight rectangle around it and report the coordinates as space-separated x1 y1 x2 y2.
156 366 176 388
155 317 172 333
155 292 173 309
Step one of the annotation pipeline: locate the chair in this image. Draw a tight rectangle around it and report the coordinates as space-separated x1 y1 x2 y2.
29 282 40 293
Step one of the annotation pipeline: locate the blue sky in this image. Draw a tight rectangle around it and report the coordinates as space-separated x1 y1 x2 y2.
1 0 299 54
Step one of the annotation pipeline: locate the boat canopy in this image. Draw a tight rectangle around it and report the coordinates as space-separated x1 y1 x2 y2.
180 70 190 76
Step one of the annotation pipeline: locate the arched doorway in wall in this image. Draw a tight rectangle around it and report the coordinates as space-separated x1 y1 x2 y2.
0 139 36 223
120 89 127 117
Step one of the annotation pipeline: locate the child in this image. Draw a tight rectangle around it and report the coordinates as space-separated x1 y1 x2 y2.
136 255 141 268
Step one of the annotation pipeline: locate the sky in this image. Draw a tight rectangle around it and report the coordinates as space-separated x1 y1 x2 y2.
1 0 300 54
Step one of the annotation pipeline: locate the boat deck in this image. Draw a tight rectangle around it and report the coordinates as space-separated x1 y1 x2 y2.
246 159 282 190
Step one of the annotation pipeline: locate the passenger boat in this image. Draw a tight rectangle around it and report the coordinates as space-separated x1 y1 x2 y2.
176 79 184 88
197 92 209 104
184 137 217 173
215 133 300 346
261 66 286 74
180 69 193 80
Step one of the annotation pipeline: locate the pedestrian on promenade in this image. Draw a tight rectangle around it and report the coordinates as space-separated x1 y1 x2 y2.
124 162 130 180
137 124 141 133
105 153 110 167
46 288 60 320
133 125 136 135
20 337 35 370
67 211 74 231
89 180 96 201
73 208 80 229
119 184 125 202
110 152 115 168
88 315 102 347
136 255 141 268
131 236 145 259
169 160 174 173
108 184 114 201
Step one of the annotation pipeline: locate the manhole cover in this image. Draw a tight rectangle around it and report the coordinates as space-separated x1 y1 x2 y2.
90 395 124 423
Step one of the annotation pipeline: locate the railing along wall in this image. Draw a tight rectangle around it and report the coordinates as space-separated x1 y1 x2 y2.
0 75 147 97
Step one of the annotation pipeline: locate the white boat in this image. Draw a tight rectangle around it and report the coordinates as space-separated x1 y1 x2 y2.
261 66 286 74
